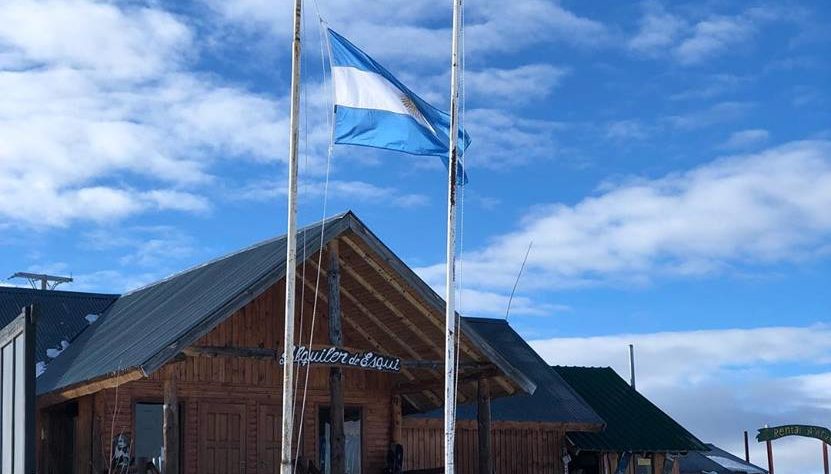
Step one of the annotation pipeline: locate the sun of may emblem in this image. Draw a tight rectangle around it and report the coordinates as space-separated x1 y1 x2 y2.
399 94 436 135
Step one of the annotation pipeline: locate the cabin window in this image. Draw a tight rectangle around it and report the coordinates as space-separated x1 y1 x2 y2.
319 406 362 474
135 403 164 469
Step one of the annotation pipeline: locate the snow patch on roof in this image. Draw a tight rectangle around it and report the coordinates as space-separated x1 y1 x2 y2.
85 313 100 324
46 340 70 359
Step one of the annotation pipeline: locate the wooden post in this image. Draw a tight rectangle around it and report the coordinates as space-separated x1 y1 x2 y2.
823 442 829 474
75 396 93 474
391 395 403 445
766 440 774 474
328 241 345 474
477 378 492 474
744 431 750 462
163 377 179 474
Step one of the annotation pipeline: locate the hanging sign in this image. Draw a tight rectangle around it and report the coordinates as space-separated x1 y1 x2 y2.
757 425 831 443
279 345 401 373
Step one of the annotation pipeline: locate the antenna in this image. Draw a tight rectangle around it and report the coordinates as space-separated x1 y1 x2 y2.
629 343 636 389
505 241 533 321
9 272 73 290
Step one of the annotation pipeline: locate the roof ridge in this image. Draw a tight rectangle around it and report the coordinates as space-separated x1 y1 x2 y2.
121 212 350 297
0 286 119 299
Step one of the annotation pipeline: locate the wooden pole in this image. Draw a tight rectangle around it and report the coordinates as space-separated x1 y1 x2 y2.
744 431 750 462
391 395 403 446
280 0 302 471
766 440 774 474
328 241 345 474
75 396 93 474
444 0 463 471
477 378 492 474
163 377 179 474
823 442 829 474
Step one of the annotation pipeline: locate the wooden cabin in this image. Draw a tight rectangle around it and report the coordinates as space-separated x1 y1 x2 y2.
2 212 547 474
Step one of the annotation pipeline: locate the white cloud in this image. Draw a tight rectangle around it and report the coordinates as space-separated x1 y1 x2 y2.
721 129 770 150
0 0 192 79
530 325 831 474
417 140 831 291
204 0 608 63
605 119 650 141
666 101 753 130
674 15 755 65
236 178 429 209
463 108 566 169
628 2 685 55
628 5 798 66
0 0 292 229
465 64 570 105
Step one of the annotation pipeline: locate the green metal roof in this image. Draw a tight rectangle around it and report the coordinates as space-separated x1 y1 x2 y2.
554 366 708 453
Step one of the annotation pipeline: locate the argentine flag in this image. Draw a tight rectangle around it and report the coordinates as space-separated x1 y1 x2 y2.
327 29 470 180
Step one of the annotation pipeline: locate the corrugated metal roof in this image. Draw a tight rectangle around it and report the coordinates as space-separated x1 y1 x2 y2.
680 444 767 474
555 366 708 453
413 318 604 425
37 212 351 395
0 287 118 364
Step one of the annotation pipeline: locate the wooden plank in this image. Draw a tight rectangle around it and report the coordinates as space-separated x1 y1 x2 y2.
75 395 93 474
476 378 491 474
327 241 346 474
164 377 180 474
182 346 278 360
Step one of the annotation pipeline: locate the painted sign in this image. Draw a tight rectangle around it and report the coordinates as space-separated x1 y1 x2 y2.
757 425 831 444
280 345 401 372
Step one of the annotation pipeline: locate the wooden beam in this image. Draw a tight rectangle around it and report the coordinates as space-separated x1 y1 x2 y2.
477 378 492 474
75 396 93 474
342 236 480 358
163 377 180 474
401 360 494 371
394 367 500 395
303 262 445 406
182 345 277 359
328 241 346 474
341 237 515 396
38 369 144 406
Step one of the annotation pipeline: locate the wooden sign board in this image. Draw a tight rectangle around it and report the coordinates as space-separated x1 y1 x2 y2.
757 425 831 444
280 345 401 372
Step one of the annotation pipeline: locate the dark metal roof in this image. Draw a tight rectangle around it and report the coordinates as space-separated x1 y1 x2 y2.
680 444 767 474
0 287 118 364
37 212 351 395
37 212 539 399
414 318 604 426
555 366 708 453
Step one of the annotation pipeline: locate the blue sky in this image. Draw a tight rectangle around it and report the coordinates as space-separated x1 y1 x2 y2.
1 1 830 472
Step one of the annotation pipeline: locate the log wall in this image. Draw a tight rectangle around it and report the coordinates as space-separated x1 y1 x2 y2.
402 418 567 474
73 281 396 473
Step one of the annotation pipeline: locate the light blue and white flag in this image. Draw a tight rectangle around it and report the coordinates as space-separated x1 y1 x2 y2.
327 28 470 181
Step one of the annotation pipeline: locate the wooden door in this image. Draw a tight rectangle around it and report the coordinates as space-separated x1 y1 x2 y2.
257 404 281 474
199 403 246 474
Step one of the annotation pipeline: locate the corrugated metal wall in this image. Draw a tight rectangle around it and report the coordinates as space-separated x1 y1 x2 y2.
402 418 566 474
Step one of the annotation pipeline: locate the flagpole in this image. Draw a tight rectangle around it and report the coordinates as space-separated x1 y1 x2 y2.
281 0 302 472
444 0 463 470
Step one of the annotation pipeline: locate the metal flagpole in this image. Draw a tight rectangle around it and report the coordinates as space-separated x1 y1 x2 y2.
281 0 303 472
444 0 463 470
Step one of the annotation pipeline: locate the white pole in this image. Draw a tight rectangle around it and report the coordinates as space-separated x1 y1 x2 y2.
281 0 302 472
444 0 463 471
